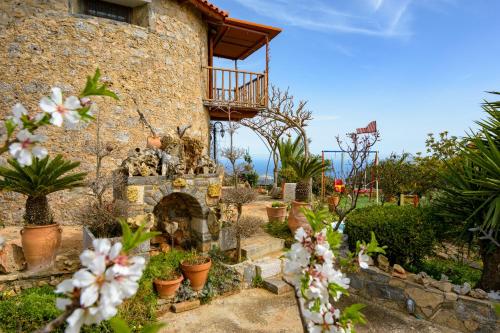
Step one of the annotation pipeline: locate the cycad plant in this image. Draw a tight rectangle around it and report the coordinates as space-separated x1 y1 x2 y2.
290 155 324 202
0 155 86 225
433 93 500 290
277 136 304 169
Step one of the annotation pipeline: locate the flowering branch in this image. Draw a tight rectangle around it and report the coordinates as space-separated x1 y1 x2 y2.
285 209 385 332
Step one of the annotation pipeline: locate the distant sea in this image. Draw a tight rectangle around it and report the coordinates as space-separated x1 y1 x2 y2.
221 156 376 185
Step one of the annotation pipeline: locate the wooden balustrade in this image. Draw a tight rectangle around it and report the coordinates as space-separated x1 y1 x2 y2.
203 66 267 109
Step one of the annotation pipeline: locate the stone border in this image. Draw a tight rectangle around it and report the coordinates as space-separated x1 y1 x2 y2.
349 266 499 332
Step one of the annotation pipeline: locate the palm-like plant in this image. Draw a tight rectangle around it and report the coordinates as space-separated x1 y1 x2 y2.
0 155 86 225
277 136 304 169
433 95 500 290
290 155 324 202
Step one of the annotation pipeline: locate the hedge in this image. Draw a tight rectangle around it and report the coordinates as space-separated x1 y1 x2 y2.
344 205 436 266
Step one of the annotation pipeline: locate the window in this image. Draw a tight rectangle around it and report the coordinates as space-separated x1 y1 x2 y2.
82 0 131 23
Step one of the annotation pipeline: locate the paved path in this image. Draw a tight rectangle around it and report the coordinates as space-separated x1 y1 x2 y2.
160 288 458 333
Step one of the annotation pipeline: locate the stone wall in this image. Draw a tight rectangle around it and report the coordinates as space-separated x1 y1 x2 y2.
0 0 211 225
349 267 499 333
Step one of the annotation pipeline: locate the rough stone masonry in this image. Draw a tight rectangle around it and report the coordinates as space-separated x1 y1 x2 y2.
0 0 212 225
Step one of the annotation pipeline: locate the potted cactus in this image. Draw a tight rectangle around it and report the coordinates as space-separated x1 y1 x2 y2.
0 155 86 271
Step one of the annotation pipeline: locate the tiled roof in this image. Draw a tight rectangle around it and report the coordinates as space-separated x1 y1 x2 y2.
191 0 229 19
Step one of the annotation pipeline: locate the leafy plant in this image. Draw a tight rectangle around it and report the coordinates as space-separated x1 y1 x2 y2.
109 318 164 333
432 95 500 290
290 155 324 202
271 201 286 208
0 155 86 225
182 249 210 266
377 153 414 203
252 274 264 288
345 205 436 266
277 136 305 170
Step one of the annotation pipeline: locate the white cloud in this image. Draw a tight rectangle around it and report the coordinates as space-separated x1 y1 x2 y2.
231 0 449 38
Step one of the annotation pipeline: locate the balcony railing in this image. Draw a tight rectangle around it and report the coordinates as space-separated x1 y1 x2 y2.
203 66 268 110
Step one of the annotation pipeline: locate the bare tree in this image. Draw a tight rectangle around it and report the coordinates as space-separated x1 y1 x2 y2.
260 86 313 157
332 131 380 229
241 115 292 188
221 187 257 262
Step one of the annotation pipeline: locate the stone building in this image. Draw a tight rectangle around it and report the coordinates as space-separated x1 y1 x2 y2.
0 0 281 225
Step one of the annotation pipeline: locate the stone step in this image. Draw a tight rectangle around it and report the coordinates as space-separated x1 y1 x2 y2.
241 235 285 260
263 277 294 295
255 258 282 279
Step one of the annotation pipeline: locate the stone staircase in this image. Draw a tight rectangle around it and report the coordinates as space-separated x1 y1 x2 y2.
241 234 284 260
240 234 293 295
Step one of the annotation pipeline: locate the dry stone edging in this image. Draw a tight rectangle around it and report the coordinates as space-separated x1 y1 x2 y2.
349 266 499 333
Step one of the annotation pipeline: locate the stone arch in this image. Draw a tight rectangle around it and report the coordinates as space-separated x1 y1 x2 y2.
153 192 208 249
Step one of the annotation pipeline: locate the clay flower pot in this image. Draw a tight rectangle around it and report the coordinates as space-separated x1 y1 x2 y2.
266 206 287 223
181 257 212 291
288 201 312 235
327 195 340 207
147 135 162 149
154 275 184 298
21 224 62 272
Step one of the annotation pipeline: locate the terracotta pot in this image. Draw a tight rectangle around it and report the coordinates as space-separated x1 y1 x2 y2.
327 195 340 207
266 206 287 223
147 136 162 149
181 257 212 291
288 201 312 234
21 224 62 272
154 275 184 298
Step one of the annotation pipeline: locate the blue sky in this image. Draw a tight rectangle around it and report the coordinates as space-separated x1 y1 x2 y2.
211 0 500 160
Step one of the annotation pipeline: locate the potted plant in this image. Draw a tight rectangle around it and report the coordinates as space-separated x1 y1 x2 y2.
180 251 212 291
0 155 86 271
266 201 287 223
328 192 340 209
153 266 184 298
288 156 324 233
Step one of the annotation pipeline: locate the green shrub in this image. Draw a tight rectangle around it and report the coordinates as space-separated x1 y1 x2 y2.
345 205 436 266
264 219 294 248
407 258 482 286
241 171 260 187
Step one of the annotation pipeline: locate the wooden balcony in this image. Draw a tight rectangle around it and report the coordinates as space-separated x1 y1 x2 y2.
203 66 267 121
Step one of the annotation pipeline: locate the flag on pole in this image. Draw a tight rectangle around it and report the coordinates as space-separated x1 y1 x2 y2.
356 121 377 134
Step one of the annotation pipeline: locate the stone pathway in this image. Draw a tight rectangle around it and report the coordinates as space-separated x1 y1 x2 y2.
160 288 458 333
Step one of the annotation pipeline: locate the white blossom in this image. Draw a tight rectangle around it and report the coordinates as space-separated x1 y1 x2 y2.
9 129 47 166
358 251 370 270
286 225 355 332
9 103 28 127
39 87 82 127
55 238 146 333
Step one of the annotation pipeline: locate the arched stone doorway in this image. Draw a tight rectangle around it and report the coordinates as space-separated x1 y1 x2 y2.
154 193 204 249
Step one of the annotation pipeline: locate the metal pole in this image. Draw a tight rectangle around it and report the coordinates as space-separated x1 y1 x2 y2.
321 151 325 202
375 151 379 204
213 125 217 164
